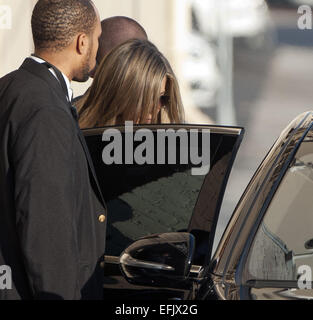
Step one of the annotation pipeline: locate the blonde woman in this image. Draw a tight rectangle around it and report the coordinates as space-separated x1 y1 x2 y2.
77 39 184 128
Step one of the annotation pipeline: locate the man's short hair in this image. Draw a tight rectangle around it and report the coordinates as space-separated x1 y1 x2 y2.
31 0 97 51
97 16 148 63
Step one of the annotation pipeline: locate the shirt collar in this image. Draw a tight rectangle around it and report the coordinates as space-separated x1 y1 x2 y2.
29 56 73 101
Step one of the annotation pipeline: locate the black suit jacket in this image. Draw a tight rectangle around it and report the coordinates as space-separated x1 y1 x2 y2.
0 58 107 300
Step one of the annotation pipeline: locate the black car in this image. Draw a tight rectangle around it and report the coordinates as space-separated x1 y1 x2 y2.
84 111 313 300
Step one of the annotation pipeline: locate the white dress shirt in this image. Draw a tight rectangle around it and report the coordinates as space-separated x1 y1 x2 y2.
30 56 73 102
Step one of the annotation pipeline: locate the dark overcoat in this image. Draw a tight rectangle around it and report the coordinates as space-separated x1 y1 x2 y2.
0 58 107 300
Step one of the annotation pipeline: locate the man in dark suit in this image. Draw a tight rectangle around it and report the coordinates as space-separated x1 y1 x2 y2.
0 0 106 300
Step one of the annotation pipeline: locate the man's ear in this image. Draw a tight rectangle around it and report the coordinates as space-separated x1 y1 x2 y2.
76 33 89 55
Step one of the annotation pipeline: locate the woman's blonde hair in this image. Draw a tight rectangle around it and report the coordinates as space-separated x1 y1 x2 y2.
78 39 184 128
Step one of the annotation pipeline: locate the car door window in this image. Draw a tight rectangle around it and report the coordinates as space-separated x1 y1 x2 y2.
84 125 243 260
104 164 205 256
84 125 243 299
86 126 210 256
244 133 313 285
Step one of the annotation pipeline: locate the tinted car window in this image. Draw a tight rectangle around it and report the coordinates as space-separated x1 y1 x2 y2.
245 131 313 282
86 128 209 256
85 125 242 264
104 165 205 256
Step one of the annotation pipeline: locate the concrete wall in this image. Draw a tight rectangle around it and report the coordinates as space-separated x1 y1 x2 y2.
0 0 36 76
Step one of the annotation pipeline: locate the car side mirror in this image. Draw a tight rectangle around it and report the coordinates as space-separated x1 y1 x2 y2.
119 232 195 288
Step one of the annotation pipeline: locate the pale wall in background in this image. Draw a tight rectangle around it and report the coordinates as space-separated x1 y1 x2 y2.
0 0 36 76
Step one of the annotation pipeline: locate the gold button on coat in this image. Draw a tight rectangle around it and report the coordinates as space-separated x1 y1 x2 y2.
98 215 106 223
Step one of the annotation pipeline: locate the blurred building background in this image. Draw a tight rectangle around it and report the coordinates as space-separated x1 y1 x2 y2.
1 0 313 253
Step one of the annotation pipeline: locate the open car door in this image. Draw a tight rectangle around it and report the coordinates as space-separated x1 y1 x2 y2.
84 124 244 300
